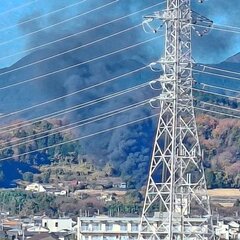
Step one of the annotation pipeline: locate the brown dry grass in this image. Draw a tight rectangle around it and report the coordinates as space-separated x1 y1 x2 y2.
207 188 240 197
219 202 235 207
74 189 127 196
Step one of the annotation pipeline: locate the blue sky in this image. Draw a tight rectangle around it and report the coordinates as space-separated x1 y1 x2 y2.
0 0 78 67
0 0 239 67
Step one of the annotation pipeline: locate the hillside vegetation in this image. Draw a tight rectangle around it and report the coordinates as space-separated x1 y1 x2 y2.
197 115 240 188
0 113 239 189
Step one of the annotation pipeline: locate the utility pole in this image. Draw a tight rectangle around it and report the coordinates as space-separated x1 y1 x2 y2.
139 0 214 239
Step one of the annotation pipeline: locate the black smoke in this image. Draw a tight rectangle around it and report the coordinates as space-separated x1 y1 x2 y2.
0 0 165 187
0 0 239 187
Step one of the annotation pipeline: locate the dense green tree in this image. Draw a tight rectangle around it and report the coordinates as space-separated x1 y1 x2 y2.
22 172 34 182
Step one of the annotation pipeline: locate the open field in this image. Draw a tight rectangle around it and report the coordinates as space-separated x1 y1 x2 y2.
74 189 127 196
207 189 240 207
207 189 240 197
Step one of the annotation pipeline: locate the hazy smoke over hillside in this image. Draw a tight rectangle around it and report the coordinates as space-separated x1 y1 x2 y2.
0 0 239 186
0 0 164 186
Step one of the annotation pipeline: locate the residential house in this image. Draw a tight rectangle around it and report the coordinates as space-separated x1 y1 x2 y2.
113 182 127 189
25 183 46 193
42 218 75 232
215 220 240 240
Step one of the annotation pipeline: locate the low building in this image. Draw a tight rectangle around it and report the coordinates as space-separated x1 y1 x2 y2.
113 182 127 189
215 220 240 240
77 216 140 240
77 214 211 240
98 193 115 202
54 190 67 196
215 221 230 240
25 183 46 193
42 218 75 233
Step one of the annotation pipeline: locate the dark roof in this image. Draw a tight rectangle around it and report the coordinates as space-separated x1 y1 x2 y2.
27 232 58 240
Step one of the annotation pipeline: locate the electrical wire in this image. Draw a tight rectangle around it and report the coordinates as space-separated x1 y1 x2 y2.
0 99 150 152
210 25 240 34
0 0 38 16
214 22 240 31
198 101 240 113
0 68 148 124
0 66 148 120
0 113 158 161
193 88 240 101
197 82 240 95
193 69 240 82
197 65 240 76
0 23 142 78
0 0 119 47
192 23 240 35
0 1 166 63
195 107 240 120
0 35 161 91
0 81 151 135
0 0 88 33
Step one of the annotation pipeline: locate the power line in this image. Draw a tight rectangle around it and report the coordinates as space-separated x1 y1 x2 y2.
192 23 240 35
0 36 161 91
0 23 142 78
214 22 240 31
0 0 38 16
0 0 88 33
193 69 240 81
0 0 119 47
210 25 240 34
0 113 158 161
198 101 240 113
197 82 240 95
0 99 149 150
197 65 240 76
0 1 166 63
0 65 147 121
0 81 151 134
193 88 240 101
0 99 150 152
195 107 240 119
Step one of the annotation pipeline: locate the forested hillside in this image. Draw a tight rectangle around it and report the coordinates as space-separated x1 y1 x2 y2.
197 115 240 188
0 119 83 187
0 113 240 189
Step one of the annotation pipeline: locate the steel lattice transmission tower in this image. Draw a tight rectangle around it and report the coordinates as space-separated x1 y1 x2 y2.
139 0 214 239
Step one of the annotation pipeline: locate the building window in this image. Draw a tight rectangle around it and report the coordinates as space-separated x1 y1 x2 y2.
92 223 100 231
131 223 138 232
120 223 127 231
55 222 58 227
81 223 88 231
92 236 99 240
106 223 113 231
104 237 115 240
119 237 128 240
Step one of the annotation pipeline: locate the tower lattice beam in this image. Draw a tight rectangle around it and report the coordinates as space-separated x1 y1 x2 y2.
139 0 214 239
